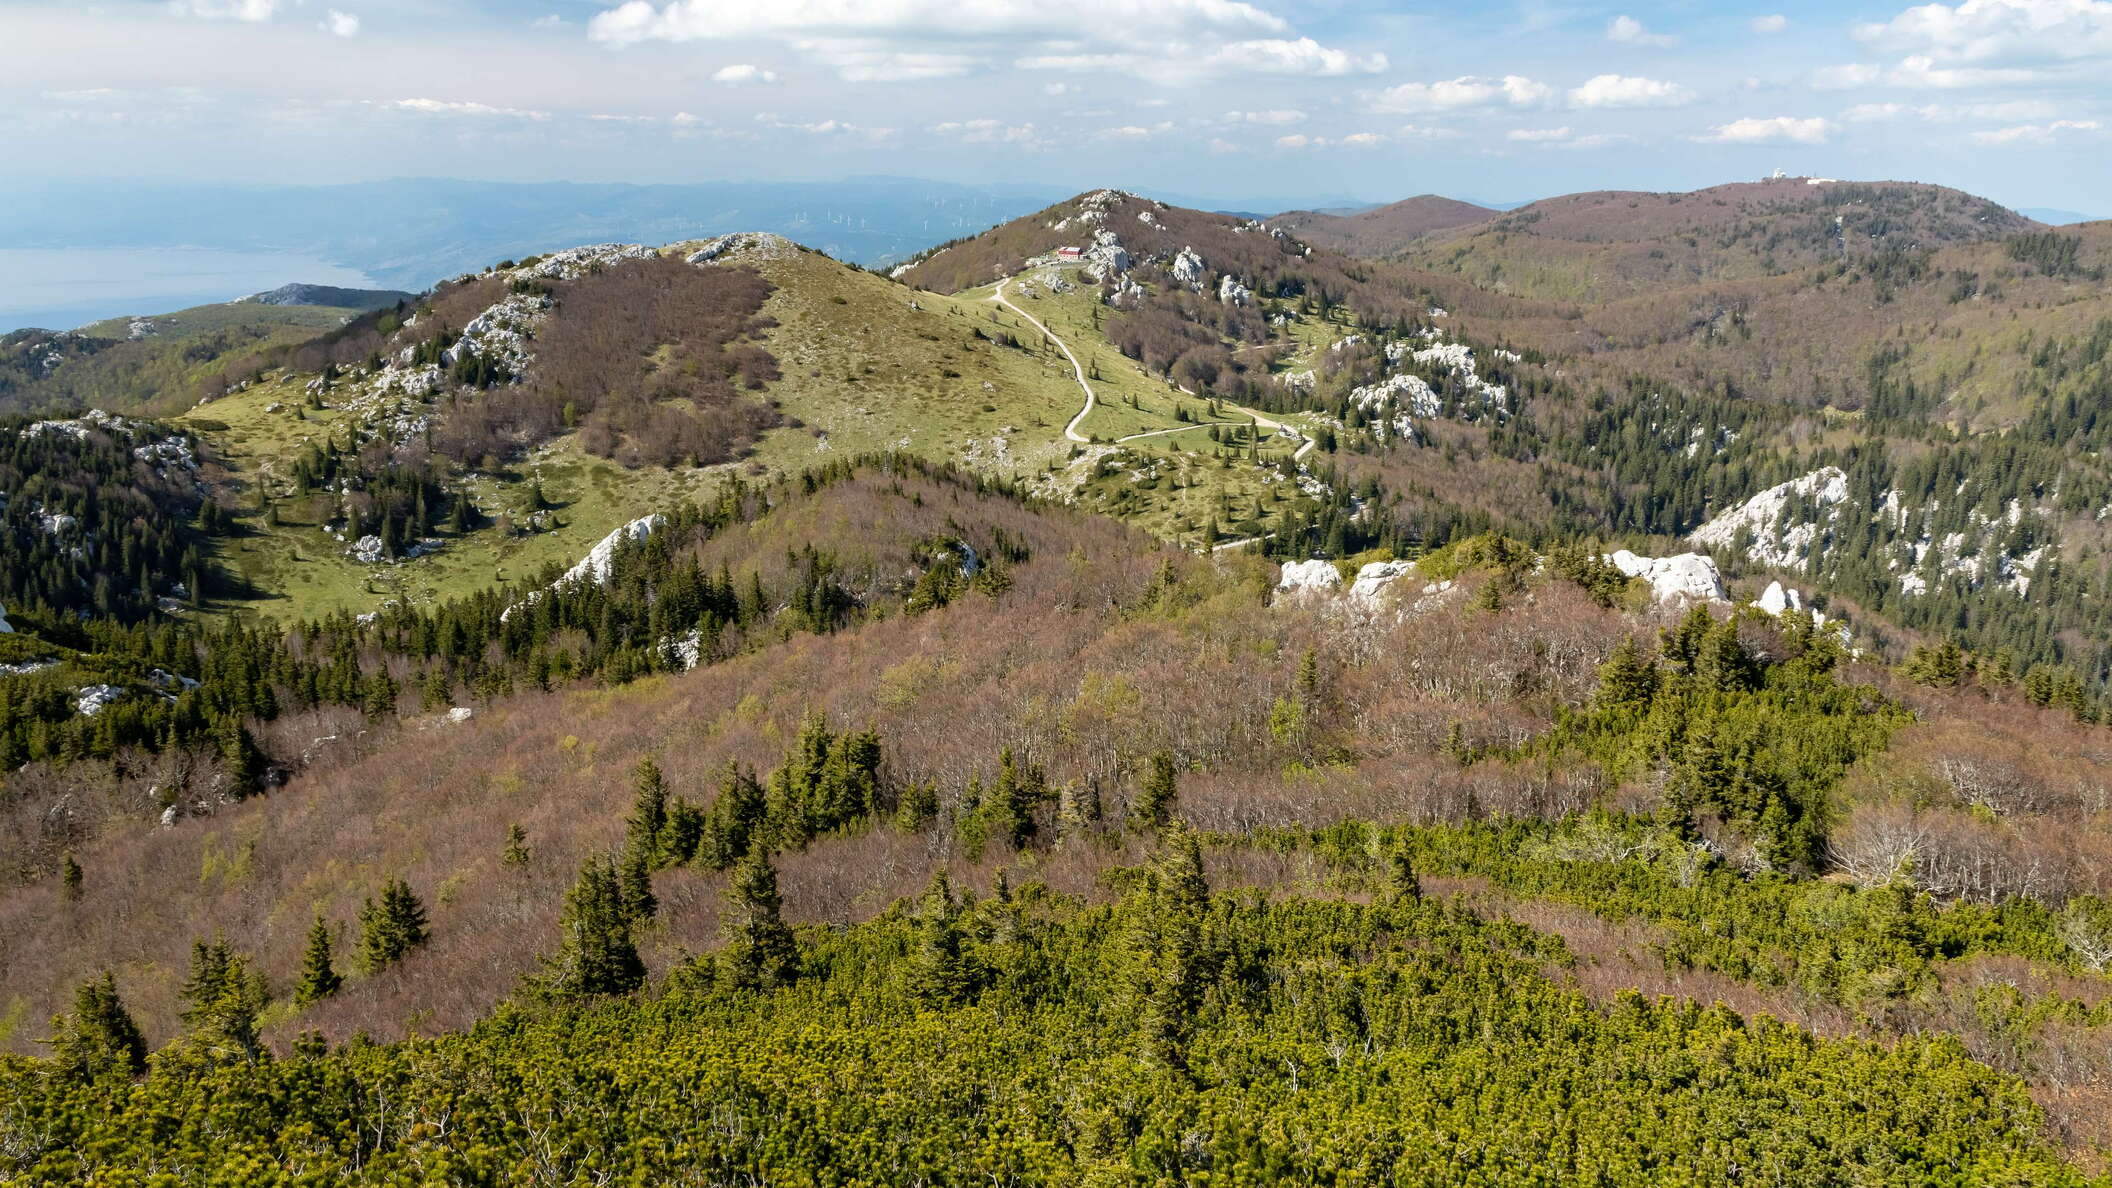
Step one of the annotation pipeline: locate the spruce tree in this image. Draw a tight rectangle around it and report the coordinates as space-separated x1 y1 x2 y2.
907 871 980 1006
721 849 797 991
502 823 531 866
48 972 147 1080
544 856 645 999
357 878 429 973
294 916 342 1006
178 938 269 1064
60 852 82 902
1134 750 1178 831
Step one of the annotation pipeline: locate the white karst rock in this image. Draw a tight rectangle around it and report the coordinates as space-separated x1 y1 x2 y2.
1082 230 1131 281
1276 559 1342 595
561 515 666 588
0 603 13 633
1757 580 1801 616
75 684 126 717
1688 466 1849 568
1218 273 1253 306
1350 561 1414 600
1607 550 1727 605
1170 248 1206 289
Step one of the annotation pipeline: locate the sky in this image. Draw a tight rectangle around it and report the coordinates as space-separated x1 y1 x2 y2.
2 0 2108 214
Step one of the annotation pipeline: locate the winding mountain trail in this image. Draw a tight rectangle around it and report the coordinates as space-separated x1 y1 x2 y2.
989 277 1095 443
990 273 1315 463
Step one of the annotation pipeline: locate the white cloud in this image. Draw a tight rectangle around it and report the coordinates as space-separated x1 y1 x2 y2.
321 10 359 37
1568 74 1694 108
1395 123 1463 140
1814 63 1884 88
712 64 779 84
1751 14 1789 33
930 118 1041 145
1275 133 1312 148
530 14 568 29
1200 38 1387 76
1042 82 1074 96
1094 122 1177 140
1504 126 1633 149
1368 74 1551 114
1971 117 2102 141
1853 0 2112 67
1607 14 1679 46
169 0 279 20
590 0 1287 43
1225 109 1307 126
1843 98 2059 120
589 1 1375 85
1703 115 1833 143
1209 137 1241 153
755 113 898 142
1340 131 1386 147
393 98 551 120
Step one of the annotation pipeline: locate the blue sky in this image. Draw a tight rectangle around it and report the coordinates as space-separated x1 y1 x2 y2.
3 0 2107 212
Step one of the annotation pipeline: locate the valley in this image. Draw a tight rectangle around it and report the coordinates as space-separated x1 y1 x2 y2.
3 175 2112 1183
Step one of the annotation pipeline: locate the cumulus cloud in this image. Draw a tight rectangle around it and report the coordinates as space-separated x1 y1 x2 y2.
1703 115 1833 143
1368 75 1551 114
755 113 897 142
1094 122 1177 140
1568 74 1694 108
1751 14 1789 33
1275 133 1312 148
1225 109 1307 126
1339 131 1386 147
321 10 359 37
1970 117 2102 141
393 98 551 120
712 64 780 84
1506 126 1632 149
1842 97 2059 120
585 0 1371 84
930 118 1041 145
169 0 279 19
1854 0 2112 66
1607 15 1679 46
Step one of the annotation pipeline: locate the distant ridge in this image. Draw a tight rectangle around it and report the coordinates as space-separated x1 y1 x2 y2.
241 283 416 310
1266 195 1498 257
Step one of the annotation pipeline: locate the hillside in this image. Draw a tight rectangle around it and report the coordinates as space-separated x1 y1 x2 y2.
0 293 395 418
1267 194 1497 256
7 190 2112 1179
5 460 2112 1176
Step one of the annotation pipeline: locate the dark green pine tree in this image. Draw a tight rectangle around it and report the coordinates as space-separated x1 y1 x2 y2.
60 853 83 902
721 849 797 992
178 938 269 1065
357 878 429 973
48 972 147 1081
1385 843 1423 902
1595 636 1659 712
1134 750 1179 831
907 871 981 1007
294 916 342 1007
543 856 646 999
502 823 531 866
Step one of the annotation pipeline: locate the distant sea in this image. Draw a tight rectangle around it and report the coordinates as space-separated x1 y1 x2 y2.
0 247 378 333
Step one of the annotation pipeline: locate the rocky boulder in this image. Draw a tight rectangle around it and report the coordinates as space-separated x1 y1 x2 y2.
1350 561 1414 600
1606 550 1727 605
1276 559 1341 595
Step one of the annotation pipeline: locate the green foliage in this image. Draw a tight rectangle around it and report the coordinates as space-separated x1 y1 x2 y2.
539 855 646 1000
718 849 797 993
1134 750 1178 831
357 879 429 974
45 973 145 1082
293 916 342 1008
5 869 2095 1184
176 938 270 1065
